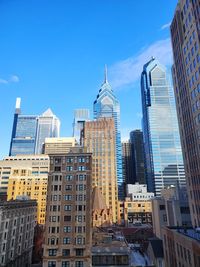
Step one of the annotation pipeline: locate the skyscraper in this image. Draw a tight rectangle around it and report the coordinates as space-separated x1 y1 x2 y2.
35 108 60 154
93 66 123 199
82 118 118 222
9 98 38 156
130 130 145 184
141 58 186 196
9 98 60 156
72 109 90 144
171 0 200 227
122 141 134 185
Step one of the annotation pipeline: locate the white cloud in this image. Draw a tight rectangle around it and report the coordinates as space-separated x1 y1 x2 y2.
109 38 173 89
0 74 20 84
161 22 171 30
0 78 8 84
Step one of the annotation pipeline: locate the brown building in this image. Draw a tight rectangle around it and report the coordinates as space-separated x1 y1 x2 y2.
82 118 118 222
0 199 37 267
43 147 92 267
92 186 112 227
163 226 200 267
171 0 200 227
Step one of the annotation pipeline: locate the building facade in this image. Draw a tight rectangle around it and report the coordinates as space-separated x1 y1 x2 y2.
163 226 200 267
0 199 37 267
82 118 118 222
130 130 145 184
93 66 123 199
152 185 191 239
43 147 92 267
171 0 200 227
141 58 186 196
44 137 76 155
122 141 134 185
0 154 49 224
9 98 60 156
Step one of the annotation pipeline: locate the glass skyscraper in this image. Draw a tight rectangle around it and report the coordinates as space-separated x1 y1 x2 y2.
141 58 186 196
9 98 60 156
93 66 123 199
72 109 90 144
35 108 60 154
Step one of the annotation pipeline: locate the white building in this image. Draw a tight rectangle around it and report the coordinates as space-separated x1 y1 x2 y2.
126 183 154 200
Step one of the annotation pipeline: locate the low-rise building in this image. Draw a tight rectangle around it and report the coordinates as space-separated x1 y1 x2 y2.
126 183 154 200
92 228 130 266
0 199 37 267
118 198 152 226
44 137 76 155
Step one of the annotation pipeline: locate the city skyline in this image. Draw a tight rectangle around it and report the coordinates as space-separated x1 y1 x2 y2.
0 0 177 159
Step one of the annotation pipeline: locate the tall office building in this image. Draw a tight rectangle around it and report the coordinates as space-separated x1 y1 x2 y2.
72 109 90 144
141 58 186 196
9 98 60 156
130 130 145 184
9 98 38 156
93 66 123 199
43 147 92 267
35 109 60 154
122 141 134 185
171 0 200 227
82 118 118 222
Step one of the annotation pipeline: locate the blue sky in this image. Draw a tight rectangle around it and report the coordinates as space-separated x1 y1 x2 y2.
0 0 177 159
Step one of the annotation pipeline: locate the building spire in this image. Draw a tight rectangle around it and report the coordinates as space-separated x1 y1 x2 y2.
104 64 108 84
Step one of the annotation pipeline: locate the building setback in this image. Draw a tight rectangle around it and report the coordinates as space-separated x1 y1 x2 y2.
141 58 186 196
171 0 200 227
82 118 118 222
0 199 37 267
43 147 92 267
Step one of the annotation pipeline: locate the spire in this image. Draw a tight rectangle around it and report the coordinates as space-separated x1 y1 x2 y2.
104 64 108 84
15 97 21 114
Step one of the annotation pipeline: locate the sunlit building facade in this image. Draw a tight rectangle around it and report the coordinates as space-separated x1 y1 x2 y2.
141 58 186 196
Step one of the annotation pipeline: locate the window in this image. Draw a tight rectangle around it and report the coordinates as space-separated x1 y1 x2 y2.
66 157 73 163
75 261 84 267
48 261 56 267
66 175 73 181
75 215 82 222
64 226 71 233
78 157 85 163
63 237 70 244
65 185 72 191
49 249 57 256
66 166 73 171
54 166 61 172
78 166 85 171
76 249 84 256
64 205 71 211
64 195 72 201
62 249 70 256
55 158 61 164
160 205 165 210
62 262 70 267
64 216 71 222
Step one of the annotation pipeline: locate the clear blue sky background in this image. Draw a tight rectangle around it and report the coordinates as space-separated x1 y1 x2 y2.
0 0 177 159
